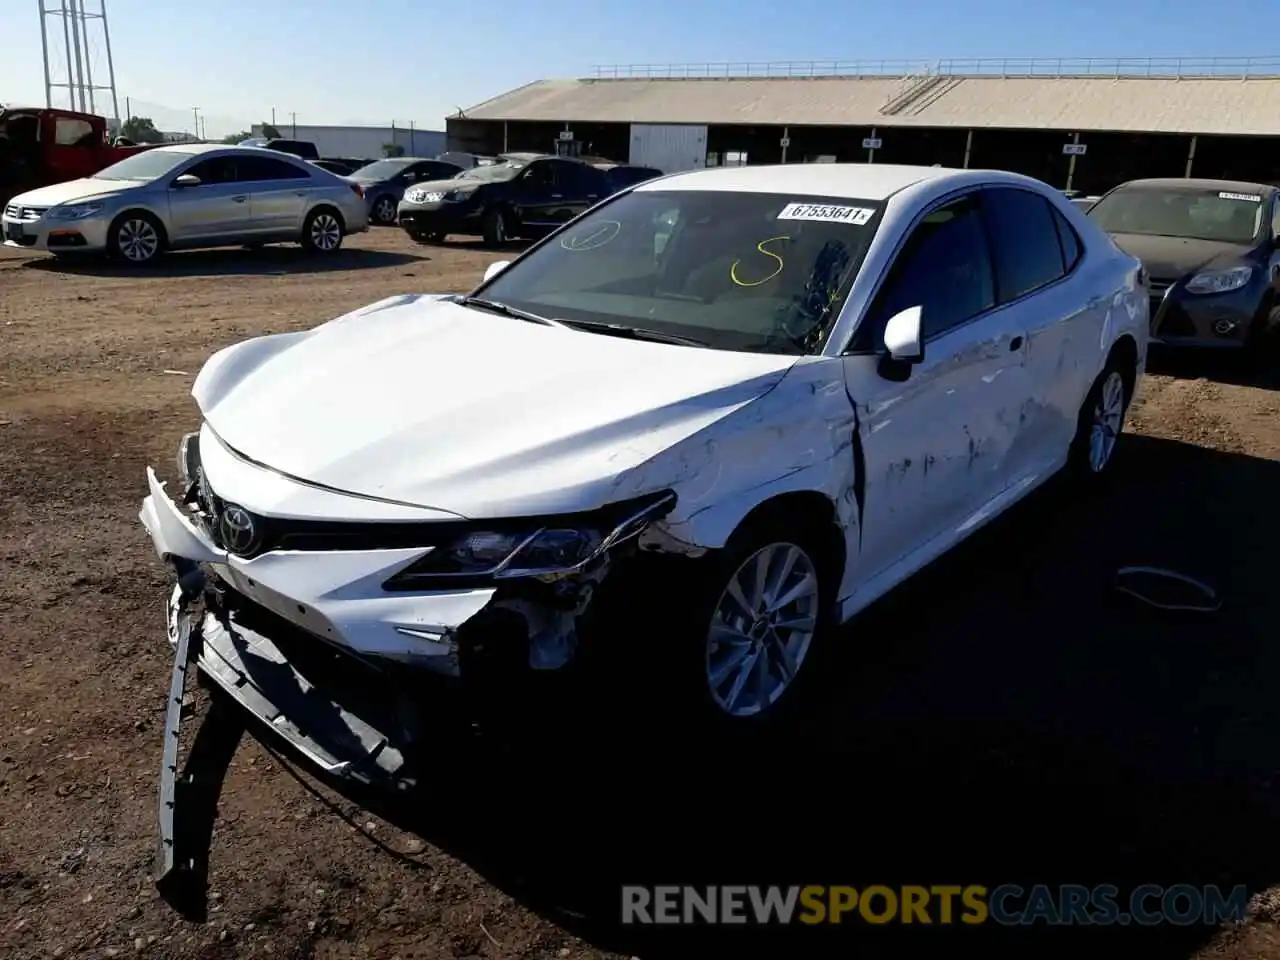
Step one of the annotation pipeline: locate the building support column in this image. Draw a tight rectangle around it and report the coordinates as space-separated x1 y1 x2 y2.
1065 131 1081 191
963 129 973 168
780 125 789 164
867 126 877 164
1185 135 1197 178
502 120 508 153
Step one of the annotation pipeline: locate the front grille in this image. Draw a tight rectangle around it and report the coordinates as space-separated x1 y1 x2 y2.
3 205 47 222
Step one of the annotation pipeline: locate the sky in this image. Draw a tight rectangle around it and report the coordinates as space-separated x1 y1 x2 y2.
0 0 1272 139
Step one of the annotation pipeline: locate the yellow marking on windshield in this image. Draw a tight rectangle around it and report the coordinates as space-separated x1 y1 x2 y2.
730 236 790 287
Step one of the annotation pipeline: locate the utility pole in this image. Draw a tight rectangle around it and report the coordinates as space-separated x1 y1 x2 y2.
271 106 276 125
191 106 200 140
290 112 296 137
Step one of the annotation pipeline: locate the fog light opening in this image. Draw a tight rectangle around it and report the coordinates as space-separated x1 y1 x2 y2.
1212 318 1240 337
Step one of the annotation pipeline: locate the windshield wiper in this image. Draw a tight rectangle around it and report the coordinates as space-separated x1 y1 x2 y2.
451 296 567 328
560 319 708 347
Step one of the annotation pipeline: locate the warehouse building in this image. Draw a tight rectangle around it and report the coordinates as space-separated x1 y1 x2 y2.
249 123 446 160
445 57 1280 194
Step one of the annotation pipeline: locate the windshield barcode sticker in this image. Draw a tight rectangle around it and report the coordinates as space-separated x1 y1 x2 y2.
777 203 875 224
1219 192 1262 202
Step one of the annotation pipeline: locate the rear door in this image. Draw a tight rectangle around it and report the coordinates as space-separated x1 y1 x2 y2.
552 161 606 223
166 156 255 241
238 154 313 236
980 185 1097 475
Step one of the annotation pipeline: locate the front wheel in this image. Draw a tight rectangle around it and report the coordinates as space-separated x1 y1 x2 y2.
482 207 511 246
108 212 165 265
372 195 398 226
301 208 344 254
1069 358 1131 480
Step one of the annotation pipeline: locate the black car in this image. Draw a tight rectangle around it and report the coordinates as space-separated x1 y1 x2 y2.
1087 178 1280 352
312 158 362 176
264 138 320 161
396 152 663 245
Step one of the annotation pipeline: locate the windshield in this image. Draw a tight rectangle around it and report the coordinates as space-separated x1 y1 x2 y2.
351 158 411 180
455 161 524 182
1089 186 1265 245
92 149 190 181
478 189 884 354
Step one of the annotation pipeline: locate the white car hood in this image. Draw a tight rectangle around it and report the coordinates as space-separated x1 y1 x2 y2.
195 296 798 518
12 178 128 207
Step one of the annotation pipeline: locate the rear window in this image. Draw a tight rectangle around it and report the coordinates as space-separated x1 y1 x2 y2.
606 166 662 190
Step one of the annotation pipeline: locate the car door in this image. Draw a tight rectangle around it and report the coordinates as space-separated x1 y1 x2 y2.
841 192 1032 583
552 162 605 223
508 159 559 228
166 155 255 242
237 154 313 237
981 186 1103 472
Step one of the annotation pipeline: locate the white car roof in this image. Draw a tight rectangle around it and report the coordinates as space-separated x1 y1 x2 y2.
636 163 960 201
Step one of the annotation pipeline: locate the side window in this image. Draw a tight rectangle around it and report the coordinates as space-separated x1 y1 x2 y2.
981 187 1068 302
183 157 241 184
1051 205 1083 271
864 195 995 344
559 163 602 196
238 156 308 181
55 117 97 147
521 161 554 187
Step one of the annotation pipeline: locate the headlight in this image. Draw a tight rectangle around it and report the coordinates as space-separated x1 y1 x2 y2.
384 491 676 588
1185 265 1253 295
175 431 201 485
46 201 104 221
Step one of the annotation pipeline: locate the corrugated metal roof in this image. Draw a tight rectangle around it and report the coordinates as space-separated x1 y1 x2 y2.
460 75 1280 136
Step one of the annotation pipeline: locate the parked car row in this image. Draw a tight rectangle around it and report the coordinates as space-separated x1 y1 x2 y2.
396 151 663 245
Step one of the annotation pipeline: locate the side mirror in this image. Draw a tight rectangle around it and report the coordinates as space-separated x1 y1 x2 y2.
877 306 924 382
172 174 201 189
483 260 511 283
883 305 924 363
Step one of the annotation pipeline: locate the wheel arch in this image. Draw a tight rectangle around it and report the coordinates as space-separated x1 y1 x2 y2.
109 206 169 246
1106 332 1139 399
306 202 345 231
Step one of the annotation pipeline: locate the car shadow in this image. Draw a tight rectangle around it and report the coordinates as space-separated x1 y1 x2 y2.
423 236 531 255
1147 344 1280 390
182 432 1280 957
22 245 426 278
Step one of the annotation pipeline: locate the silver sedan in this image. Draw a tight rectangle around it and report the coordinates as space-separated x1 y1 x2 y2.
1 143 369 265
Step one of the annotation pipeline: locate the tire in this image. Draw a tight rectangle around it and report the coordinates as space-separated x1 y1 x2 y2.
481 207 511 247
107 211 165 265
300 207 344 254
372 195 398 226
1068 354 1132 481
645 513 840 739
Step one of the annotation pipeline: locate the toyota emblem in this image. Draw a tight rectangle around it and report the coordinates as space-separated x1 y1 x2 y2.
219 504 260 555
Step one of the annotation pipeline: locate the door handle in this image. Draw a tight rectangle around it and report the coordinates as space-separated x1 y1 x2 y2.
1009 336 1024 351
587 195 598 200
295 191 307 197
231 195 246 203
551 194 563 199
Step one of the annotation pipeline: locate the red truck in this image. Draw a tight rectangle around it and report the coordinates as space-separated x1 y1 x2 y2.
0 105 164 207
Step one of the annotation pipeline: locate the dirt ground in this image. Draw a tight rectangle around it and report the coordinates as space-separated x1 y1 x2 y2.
3 227 1280 960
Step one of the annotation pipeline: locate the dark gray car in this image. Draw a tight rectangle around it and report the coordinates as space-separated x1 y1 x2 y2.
350 157 464 225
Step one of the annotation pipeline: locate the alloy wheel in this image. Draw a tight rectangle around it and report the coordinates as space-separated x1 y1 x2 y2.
705 542 820 718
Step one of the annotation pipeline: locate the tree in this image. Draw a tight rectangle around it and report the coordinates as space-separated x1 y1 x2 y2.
222 130 254 144
261 123 281 139
120 116 161 143
382 142 405 158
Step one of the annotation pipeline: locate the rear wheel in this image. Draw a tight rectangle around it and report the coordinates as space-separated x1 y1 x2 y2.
1069 356 1131 481
108 211 165 265
301 208 344 254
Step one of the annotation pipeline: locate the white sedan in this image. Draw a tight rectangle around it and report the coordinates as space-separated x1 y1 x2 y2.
139 163 1147 763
